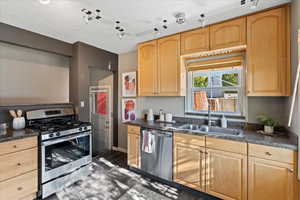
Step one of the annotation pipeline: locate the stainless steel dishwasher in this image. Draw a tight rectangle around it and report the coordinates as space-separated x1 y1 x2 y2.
140 128 173 181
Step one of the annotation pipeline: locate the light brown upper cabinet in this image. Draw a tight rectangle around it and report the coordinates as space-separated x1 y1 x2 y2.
247 6 290 96
138 40 157 96
180 27 210 55
210 17 246 50
138 34 184 96
157 34 182 96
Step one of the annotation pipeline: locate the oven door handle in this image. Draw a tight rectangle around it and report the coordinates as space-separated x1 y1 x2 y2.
41 132 91 146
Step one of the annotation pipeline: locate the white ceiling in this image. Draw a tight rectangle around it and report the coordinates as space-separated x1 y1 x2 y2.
0 0 291 54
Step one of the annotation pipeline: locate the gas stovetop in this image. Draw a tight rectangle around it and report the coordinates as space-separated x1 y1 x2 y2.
26 107 92 141
28 119 92 141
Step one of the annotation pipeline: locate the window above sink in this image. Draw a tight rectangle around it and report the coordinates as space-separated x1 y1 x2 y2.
185 55 246 117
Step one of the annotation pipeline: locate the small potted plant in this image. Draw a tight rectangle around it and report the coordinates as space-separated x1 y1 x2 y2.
256 115 278 134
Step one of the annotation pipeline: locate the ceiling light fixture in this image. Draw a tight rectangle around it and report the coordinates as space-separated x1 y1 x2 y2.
250 0 259 9
174 12 186 25
39 0 50 5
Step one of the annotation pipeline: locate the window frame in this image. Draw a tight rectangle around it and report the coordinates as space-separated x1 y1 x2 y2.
185 65 246 117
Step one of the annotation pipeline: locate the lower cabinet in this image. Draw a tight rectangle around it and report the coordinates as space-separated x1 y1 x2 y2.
127 126 140 168
173 141 206 192
248 156 295 200
0 136 38 200
206 148 247 200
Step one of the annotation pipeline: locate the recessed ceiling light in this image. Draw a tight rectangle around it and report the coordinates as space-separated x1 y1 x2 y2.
39 0 51 5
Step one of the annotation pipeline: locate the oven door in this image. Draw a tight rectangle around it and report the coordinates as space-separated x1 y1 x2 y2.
41 131 92 183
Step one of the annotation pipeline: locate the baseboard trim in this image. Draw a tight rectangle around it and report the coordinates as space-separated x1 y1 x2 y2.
112 146 127 153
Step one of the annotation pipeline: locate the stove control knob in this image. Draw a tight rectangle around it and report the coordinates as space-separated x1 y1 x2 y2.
84 127 87 131
79 127 83 131
56 132 61 137
49 133 54 138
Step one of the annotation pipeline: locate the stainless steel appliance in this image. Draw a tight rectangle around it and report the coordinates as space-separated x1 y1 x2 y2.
26 108 92 199
140 128 173 181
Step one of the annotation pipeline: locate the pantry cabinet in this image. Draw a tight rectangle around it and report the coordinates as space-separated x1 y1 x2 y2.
138 34 184 96
127 125 140 168
246 6 290 96
180 27 210 55
210 17 246 50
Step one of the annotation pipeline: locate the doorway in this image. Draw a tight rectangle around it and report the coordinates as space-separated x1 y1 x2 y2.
89 67 114 155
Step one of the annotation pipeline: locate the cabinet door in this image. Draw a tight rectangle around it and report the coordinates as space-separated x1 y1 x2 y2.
248 157 295 200
127 133 140 168
247 6 290 96
181 27 210 55
138 40 157 96
157 34 181 96
206 149 247 200
210 17 246 50
173 142 206 192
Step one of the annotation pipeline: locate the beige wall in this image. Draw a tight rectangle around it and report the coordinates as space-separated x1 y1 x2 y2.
285 0 300 135
118 50 288 149
0 42 70 106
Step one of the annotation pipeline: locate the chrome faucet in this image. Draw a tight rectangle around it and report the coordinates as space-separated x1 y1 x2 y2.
208 104 212 126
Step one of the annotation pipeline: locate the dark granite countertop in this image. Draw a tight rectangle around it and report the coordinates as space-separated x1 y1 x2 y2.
125 119 298 151
0 128 39 143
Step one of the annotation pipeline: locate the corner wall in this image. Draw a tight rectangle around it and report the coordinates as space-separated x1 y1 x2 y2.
285 0 300 135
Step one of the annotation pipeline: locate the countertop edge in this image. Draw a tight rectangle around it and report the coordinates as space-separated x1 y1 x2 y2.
125 121 298 151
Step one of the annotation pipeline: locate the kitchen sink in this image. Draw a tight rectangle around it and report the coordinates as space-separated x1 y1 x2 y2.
177 124 243 136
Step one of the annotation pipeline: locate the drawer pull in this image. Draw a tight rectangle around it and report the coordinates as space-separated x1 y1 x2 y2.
289 168 294 172
13 145 17 148
17 163 21 166
265 152 272 156
17 187 23 191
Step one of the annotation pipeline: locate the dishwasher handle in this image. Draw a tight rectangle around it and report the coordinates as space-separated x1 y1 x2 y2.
142 129 173 137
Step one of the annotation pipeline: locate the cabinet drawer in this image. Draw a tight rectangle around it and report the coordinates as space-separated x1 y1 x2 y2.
206 137 247 154
0 148 38 182
0 170 37 200
0 137 37 156
127 125 140 135
174 133 205 147
248 143 295 164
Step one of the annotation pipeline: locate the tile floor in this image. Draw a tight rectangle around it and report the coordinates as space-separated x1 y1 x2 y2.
44 151 219 200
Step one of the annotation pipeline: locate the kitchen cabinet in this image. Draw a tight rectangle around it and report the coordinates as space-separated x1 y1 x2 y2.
0 137 38 200
246 6 290 96
138 40 158 96
180 27 210 55
157 34 182 96
206 148 247 200
138 34 184 96
248 157 295 200
248 143 297 200
127 125 140 168
210 17 246 50
173 133 206 192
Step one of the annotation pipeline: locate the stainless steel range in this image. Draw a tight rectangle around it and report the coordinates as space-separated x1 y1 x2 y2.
26 108 92 199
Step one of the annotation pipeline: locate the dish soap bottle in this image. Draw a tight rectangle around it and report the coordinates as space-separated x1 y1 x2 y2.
221 115 227 128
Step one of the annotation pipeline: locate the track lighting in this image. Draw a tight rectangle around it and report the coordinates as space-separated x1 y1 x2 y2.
198 14 206 27
81 9 102 24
